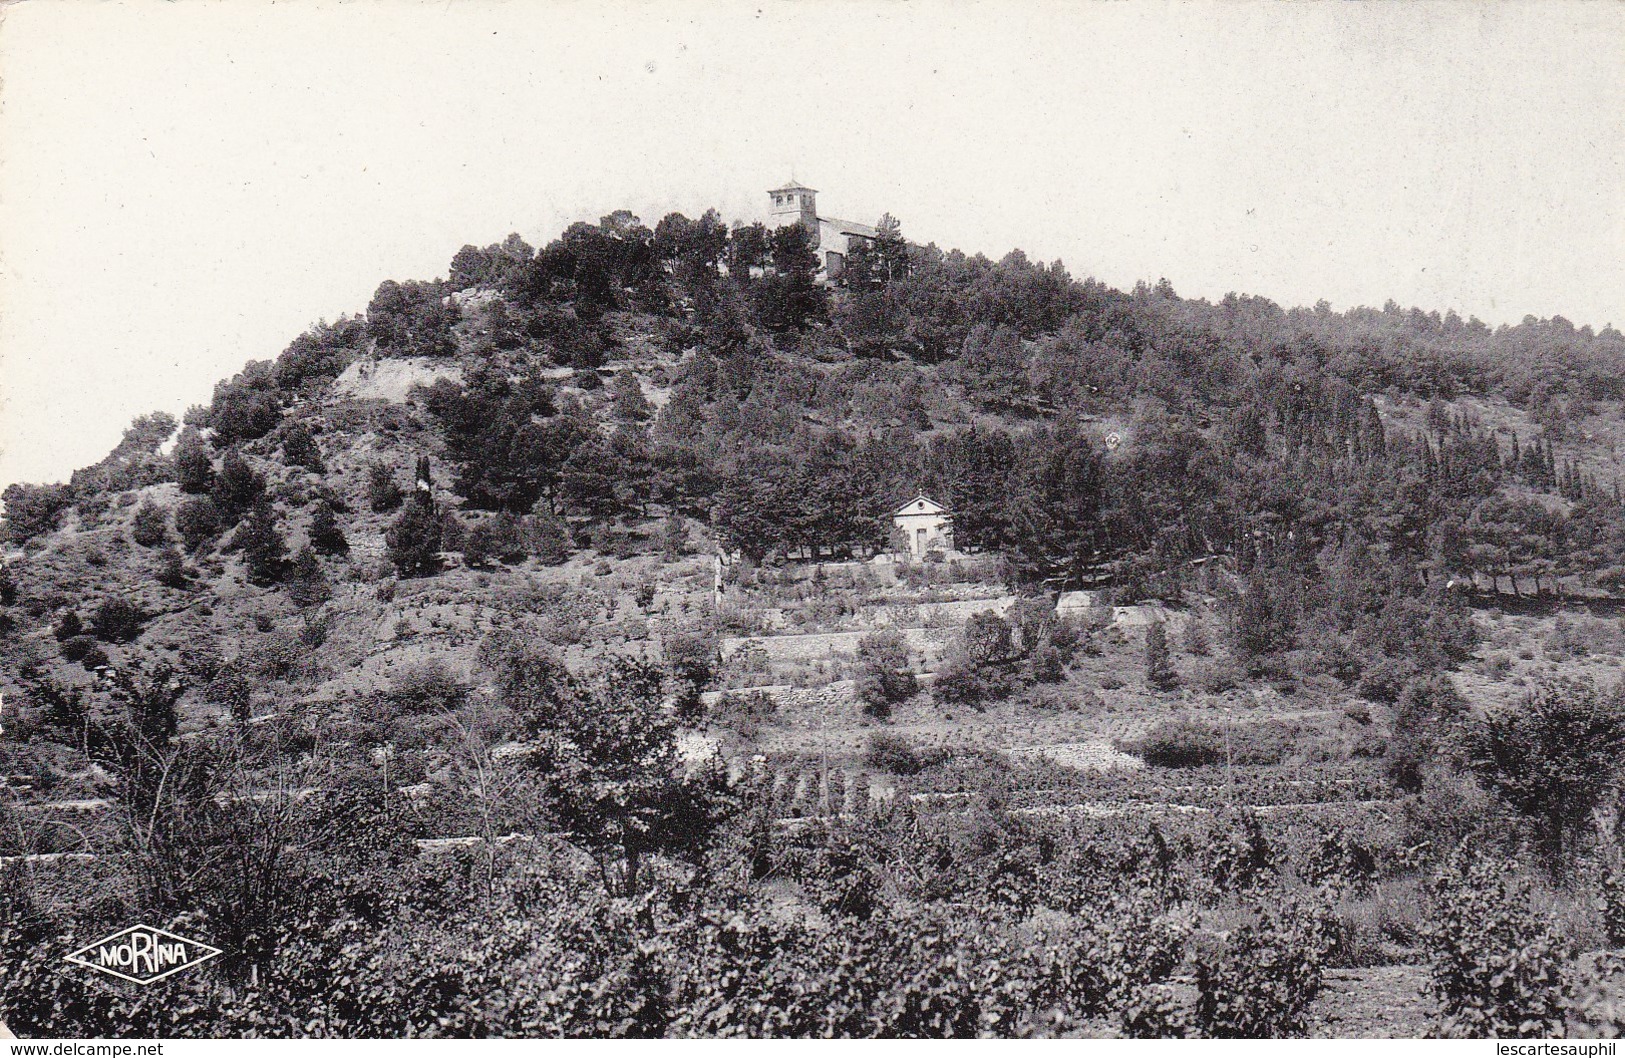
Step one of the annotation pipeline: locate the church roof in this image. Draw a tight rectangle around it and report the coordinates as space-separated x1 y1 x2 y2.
894 494 950 517
821 216 878 239
769 179 818 193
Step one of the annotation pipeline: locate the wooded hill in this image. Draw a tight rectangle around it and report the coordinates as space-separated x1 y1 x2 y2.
2 205 1623 705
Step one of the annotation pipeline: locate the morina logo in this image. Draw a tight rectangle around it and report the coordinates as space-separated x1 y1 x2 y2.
65 925 222 985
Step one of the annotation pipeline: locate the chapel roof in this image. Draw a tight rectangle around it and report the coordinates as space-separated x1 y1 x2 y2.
893 494 950 517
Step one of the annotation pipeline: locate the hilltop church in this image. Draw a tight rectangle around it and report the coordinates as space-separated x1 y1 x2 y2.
767 180 878 281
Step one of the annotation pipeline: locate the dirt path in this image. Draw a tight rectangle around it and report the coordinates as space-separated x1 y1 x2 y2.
1309 965 1433 1037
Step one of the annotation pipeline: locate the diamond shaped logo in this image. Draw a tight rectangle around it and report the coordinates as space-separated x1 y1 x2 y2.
65 925 222 985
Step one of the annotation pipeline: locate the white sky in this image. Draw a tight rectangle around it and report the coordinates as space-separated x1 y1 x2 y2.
2 0 1622 489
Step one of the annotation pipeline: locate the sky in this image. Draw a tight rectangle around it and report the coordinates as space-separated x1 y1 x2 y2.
1 0 1622 489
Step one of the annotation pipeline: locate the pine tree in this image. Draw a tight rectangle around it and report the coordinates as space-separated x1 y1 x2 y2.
280 422 325 472
610 369 652 422
386 493 442 577
212 447 266 519
368 463 405 513
173 428 214 494
309 499 349 555
237 497 287 585
660 511 688 561
286 545 330 606
1144 620 1178 691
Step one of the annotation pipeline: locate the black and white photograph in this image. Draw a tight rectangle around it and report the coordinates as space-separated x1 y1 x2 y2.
2 0 1623 1043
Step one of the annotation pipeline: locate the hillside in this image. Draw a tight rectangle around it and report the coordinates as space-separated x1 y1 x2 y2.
3 209 1625 1038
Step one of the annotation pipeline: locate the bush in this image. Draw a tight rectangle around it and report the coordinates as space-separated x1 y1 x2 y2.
208 376 282 444
1125 717 1224 768
710 690 778 733
664 630 718 718
386 659 469 715
59 634 95 663
1355 656 1417 704
864 732 946 776
527 511 571 565
1193 901 1329 1037
309 499 349 555
1 482 72 544
386 496 442 577
173 428 214 494
932 653 1017 708
129 500 170 547
211 447 266 519
286 546 330 607
1144 621 1177 691
660 513 689 560
368 464 405 513
52 611 83 641
155 546 189 588
92 598 145 643
280 422 325 472
1385 675 1467 793
464 512 527 568
175 495 224 552
856 630 916 718
234 498 288 586
206 665 254 723
1424 853 1571 1038
1465 676 1625 872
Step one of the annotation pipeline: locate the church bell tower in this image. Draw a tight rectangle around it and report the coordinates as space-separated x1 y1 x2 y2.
767 180 819 244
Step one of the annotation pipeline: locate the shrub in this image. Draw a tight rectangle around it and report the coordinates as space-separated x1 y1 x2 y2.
1356 656 1417 704
1385 675 1467 792
59 634 95 663
286 546 330 607
173 428 214 494
309 499 349 555
963 611 1015 665
1424 853 1571 1038
932 652 1017 708
664 631 718 718
660 512 689 561
92 598 145 643
175 495 224 552
610 369 652 422
129 500 170 547
211 447 266 519
206 664 254 722
1144 621 1177 691
1193 901 1329 1037
280 422 325 472
856 630 916 718
52 611 83 641
1182 616 1211 656
1125 717 1224 768
155 546 189 588
1 482 71 544
386 496 442 577
79 643 110 670
1465 676 1625 873
234 498 288 586
864 732 946 776
465 512 527 568
710 690 778 733
368 464 405 513
208 376 282 444
386 659 469 715
527 511 571 564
